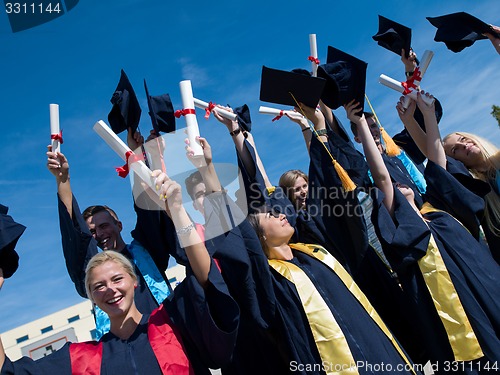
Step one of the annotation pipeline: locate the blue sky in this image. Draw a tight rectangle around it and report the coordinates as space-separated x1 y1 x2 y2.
1 0 499 333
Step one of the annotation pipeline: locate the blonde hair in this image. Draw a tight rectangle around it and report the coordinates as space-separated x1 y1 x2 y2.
279 170 308 206
444 132 500 236
84 251 136 302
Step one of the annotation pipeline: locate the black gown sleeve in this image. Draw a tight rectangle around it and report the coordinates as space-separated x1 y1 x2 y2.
165 262 239 370
424 160 486 240
1 342 72 375
131 191 184 270
57 194 97 298
370 187 431 273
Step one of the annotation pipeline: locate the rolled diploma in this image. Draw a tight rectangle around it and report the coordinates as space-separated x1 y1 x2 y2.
259 106 304 120
93 120 157 194
309 34 318 77
379 74 434 108
417 50 434 78
179 80 203 157
50 104 61 154
193 98 237 121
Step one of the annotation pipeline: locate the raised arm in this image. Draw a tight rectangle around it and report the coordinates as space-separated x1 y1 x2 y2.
346 100 395 215
213 106 273 189
186 136 222 195
46 145 72 217
416 91 445 168
282 110 312 152
396 96 428 157
153 171 211 287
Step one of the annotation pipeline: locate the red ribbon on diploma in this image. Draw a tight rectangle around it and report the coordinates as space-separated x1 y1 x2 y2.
401 67 422 95
115 151 144 178
174 108 196 118
51 130 64 144
204 102 216 119
272 110 284 122
308 56 320 65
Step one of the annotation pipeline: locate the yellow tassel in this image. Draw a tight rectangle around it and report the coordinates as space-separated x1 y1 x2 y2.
332 160 357 192
380 127 401 157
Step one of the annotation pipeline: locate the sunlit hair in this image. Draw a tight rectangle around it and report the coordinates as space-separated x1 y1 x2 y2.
443 131 500 236
279 170 309 206
83 205 119 223
84 251 136 302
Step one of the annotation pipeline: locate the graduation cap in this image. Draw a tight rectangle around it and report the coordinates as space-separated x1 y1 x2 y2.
108 69 142 134
317 46 367 114
0 204 26 279
372 15 412 58
234 104 252 133
144 80 176 134
259 66 326 108
426 12 500 53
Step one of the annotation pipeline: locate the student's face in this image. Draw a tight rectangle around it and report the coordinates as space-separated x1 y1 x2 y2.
86 211 123 251
191 182 206 216
258 211 294 246
292 176 308 209
365 117 381 144
88 261 137 319
443 133 484 168
396 182 415 202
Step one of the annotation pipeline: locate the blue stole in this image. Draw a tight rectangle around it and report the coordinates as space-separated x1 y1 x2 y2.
396 150 427 194
93 239 172 339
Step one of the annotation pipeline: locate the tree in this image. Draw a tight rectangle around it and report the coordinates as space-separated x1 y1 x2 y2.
491 105 500 128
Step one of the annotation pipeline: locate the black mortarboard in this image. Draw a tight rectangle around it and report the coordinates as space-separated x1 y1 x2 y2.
108 69 142 134
317 46 367 114
0 204 26 279
393 98 444 165
144 80 175 134
234 104 252 133
372 15 412 58
259 66 326 108
427 12 500 53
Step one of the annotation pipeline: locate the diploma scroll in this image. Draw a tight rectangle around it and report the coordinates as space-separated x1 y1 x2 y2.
379 74 435 108
179 80 203 157
309 34 318 77
417 50 434 79
93 120 158 195
259 106 304 120
193 98 238 121
50 104 61 154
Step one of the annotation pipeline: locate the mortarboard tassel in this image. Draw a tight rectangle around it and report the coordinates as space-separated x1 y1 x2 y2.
380 127 401 157
290 93 357 192
365 94 401 157
331 159 357 192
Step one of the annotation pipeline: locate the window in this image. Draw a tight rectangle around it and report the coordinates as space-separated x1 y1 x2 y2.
16 335 29 344
41 326 53 334
67 315 80 323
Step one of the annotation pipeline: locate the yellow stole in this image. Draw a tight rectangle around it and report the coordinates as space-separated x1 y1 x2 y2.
418 203 484 361
268 243 415 375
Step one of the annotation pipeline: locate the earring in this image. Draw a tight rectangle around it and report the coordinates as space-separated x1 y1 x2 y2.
262 235 267 241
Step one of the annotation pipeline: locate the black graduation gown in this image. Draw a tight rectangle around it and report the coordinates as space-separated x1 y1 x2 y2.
444 157 500 262
371 161 500 371
1 264 240 375
305 130 424 359
382 153 424 208
267 250 417 375
200 194 291 375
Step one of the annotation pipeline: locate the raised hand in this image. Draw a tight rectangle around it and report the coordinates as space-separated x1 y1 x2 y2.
46 145 69 180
